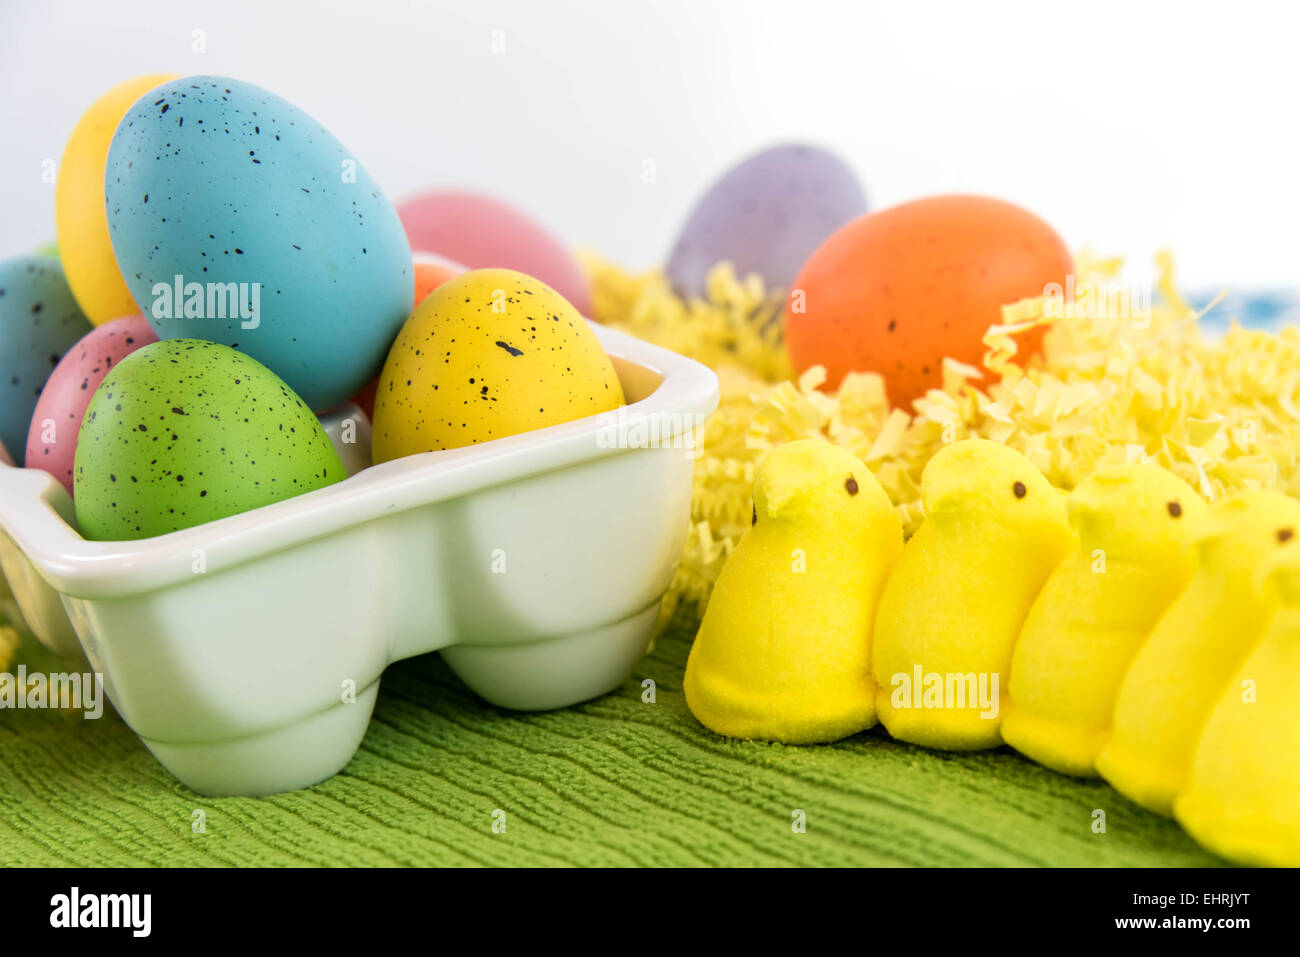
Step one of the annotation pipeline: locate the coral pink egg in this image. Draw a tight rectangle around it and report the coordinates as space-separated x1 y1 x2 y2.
397 190 591 315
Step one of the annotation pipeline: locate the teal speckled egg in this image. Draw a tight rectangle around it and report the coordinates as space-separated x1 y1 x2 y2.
73 338 347 540
0 256 93 464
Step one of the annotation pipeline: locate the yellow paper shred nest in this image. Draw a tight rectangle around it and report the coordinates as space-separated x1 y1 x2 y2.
581 250 1300 623
581 254 794 384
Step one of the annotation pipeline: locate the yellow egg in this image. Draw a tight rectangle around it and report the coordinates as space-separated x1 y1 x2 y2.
56 74 176 325
372 268 625 460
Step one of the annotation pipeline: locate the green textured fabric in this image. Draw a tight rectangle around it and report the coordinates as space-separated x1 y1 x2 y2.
0 612 1222 867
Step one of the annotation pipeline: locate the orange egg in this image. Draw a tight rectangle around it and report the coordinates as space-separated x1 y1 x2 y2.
414 261 459 304
785 195 1072 406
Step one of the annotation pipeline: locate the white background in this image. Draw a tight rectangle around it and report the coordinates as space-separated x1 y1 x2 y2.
2 0 1297 289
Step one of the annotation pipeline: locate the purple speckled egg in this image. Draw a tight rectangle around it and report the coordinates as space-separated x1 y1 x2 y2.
25 314 157 495
665 144 867 299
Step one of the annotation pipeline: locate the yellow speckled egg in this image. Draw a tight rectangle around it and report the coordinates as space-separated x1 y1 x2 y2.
372 268 625 461
56 74 176 325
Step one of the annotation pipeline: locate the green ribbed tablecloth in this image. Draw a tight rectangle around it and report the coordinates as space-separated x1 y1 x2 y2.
0 613 1222 867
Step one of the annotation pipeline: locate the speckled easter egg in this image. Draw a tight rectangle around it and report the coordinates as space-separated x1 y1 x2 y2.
786 195 1072 405
372 268 624 461
57 74 177 325
104 76 414 411
73 338 347 540
25 315 157 495
665 144 867 300
397 191 591 314
0 257 94 464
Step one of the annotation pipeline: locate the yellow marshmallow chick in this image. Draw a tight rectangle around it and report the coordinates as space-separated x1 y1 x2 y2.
871 439 1073 750
1002 464 1205 777
1174 540 1300 867
684 439 903 744
1098 490 1300 815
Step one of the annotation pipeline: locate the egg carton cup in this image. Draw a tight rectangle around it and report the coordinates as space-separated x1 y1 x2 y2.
0 322 718 797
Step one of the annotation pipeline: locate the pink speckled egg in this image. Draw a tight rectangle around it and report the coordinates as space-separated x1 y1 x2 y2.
25 315 157 495
396 190 591 315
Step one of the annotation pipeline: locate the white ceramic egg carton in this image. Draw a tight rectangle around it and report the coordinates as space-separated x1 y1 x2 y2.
0 322 718 797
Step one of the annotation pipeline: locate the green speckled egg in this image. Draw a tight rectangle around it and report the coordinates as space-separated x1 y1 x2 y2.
73 338 346 540
372 268 624 461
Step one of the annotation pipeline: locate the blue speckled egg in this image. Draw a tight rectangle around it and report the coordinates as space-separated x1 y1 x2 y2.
104 76 413 410
0 256 93 464
665 144 868 300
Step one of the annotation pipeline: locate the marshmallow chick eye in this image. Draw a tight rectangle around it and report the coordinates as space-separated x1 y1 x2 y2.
1013 481 1027 499
1168 501 1183 518
845 476 859 496
1279 527 1295 543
